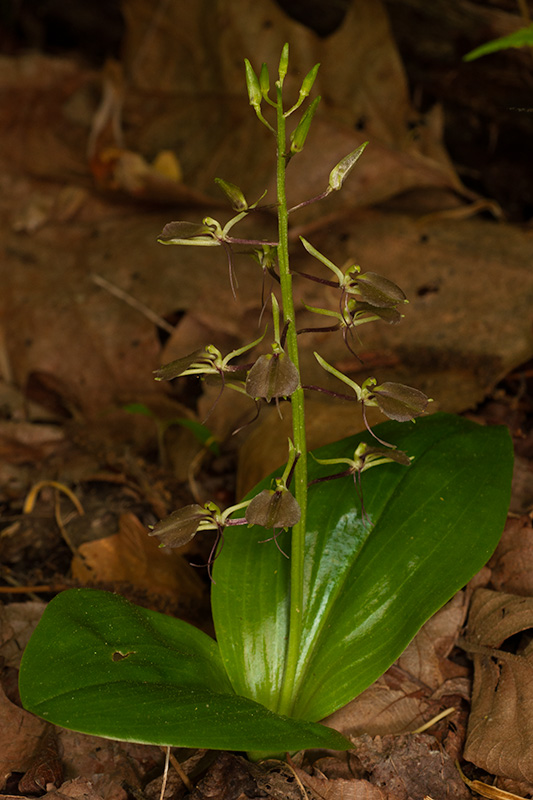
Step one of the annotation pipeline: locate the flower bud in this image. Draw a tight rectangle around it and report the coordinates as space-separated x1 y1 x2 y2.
214 178 248 211
328 142 368 192
290 96 321 154
278 43 289 83
259 63 270 97
299 63 320 98
244 59 262 108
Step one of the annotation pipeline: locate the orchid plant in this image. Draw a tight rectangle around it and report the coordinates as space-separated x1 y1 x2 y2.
19 45 513 759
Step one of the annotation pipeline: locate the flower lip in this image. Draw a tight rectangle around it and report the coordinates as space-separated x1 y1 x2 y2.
245 351 299 403
369 382 430 422
245 488 301 529
157 221 220 245
148 504 208 548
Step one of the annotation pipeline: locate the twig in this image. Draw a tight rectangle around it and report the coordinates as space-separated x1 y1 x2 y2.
91 274 175 334
159 747 170 800
517 0 530 24
0 584 67 594
456 760 522 799
411 706 455 734
24 479 84 557
24 481 84 517
168 751 194 792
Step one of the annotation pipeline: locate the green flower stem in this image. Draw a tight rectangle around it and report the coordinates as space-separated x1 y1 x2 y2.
274 84 308 717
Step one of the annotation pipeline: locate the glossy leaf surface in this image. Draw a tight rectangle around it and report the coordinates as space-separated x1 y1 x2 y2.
19 589 350 752
212 413 513 721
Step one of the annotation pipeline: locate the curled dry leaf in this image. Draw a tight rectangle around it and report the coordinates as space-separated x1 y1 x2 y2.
463 588 533 782
18 729 63 795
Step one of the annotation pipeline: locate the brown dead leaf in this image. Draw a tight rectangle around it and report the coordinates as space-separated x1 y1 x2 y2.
397 591 468 688
71 511 203 599
0 53 95 182
0 422 64 464
291 762 386 800
488 515 533 596
120 0 464 213
56 730 161 800
463 588 533 782
0 602 45 670
40 777 107 800
510 455 533 516
18 729 63 795
0 685 48 791
324 666 434 741
90 147 217 206
2 196 531 440
1 7 531 421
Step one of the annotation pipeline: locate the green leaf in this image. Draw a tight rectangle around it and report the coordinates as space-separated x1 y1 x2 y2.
464 24 533 61
171 418 220 455
212 413 513 720
123 402 220 455
19 589 350 752
122 402 156 418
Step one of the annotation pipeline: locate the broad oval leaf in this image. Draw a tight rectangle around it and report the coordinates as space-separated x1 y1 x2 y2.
19 588 350 753
211 413 513 721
